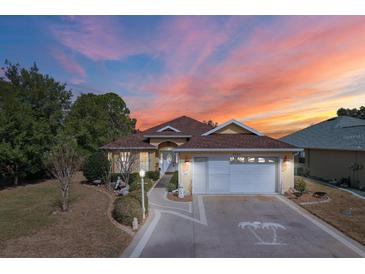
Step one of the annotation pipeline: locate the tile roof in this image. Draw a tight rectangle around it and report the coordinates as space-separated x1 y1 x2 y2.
101 134 156 150
281 116 365 151
143 131 192 137
176 134 297 150
142 115 213 136
102 115 298 151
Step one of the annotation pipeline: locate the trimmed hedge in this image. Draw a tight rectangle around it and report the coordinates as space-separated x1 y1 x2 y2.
129 190 149 214
167 171 178 192
112 196 143 225
146 170 160 181
83 151 110 183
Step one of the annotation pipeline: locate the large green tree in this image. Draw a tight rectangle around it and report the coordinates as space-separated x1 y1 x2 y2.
64 92 136 155
337 106 365 119
0 62 72 182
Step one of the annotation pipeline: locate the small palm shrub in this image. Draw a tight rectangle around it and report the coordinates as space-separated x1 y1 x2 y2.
294 177 306 193
83 151 109 183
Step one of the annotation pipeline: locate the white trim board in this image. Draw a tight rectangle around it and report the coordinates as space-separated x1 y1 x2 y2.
157 125 181 132
202 119 263 136
143 134 191 138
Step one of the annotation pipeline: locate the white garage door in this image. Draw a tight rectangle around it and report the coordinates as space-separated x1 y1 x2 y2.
192 156 277 194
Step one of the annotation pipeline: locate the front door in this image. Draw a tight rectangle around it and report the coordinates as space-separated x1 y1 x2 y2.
160 151 175 174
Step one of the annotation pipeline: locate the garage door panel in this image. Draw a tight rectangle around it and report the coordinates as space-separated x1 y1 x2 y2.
192 156 277 194
230 164 276 193
208 157 230 174
209 174 230 193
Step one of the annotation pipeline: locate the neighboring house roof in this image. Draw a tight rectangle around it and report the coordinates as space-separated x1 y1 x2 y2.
101 134 156 150
175 134 299 151
142 115 213 136
280 116 365 151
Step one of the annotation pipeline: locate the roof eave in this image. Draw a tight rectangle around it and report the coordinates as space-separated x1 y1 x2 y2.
143 134 192 138
174 148 303 152
101 146 157 150
301 146 365 152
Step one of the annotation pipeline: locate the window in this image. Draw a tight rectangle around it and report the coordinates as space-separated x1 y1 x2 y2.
247 157 255 163
229 156 245 164
140 152 149 171
229 156 277 164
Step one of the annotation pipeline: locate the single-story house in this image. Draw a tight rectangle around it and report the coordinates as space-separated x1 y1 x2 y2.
281 116 365 190
102 116 301 195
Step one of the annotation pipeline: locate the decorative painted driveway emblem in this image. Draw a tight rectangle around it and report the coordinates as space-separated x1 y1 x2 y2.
238 221 287 245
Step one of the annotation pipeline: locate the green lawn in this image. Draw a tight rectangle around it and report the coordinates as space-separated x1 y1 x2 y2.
0 181 58 242
0 174 131 257
0 179 85 243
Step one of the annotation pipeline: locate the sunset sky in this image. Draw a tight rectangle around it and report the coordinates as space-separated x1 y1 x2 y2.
1 16 365 137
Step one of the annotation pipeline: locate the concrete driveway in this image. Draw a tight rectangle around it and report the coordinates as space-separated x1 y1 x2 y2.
122 176 365 258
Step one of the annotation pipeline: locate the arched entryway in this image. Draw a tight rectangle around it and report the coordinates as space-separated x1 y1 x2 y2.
158 141 178 174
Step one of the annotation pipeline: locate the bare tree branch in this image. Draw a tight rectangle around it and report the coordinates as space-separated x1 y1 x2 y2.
45 137 81 212
117 150 138 186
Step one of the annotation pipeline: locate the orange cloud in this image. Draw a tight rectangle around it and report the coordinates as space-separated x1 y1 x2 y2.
128 17 365 136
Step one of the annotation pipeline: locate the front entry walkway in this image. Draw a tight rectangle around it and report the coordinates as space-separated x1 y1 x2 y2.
122 175 365 258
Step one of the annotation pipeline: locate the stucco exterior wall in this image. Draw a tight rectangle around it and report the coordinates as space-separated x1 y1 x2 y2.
107 150 158 173
177 151 295 194
305 149 365 189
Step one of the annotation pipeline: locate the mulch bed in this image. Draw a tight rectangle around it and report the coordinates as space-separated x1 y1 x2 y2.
285 191 329 204
289 177 365 246
167 192 192 202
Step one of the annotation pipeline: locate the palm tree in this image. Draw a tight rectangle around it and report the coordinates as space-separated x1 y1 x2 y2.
238 221 286 245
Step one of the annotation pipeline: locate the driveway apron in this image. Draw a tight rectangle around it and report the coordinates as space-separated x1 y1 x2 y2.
123 175 365 258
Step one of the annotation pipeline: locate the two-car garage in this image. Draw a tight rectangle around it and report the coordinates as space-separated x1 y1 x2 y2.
192 156 278 194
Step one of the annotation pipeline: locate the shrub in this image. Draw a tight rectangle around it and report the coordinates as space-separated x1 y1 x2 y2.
129 190 149 213
83 151 110 183
146 170 160 181
128 173 141 191
111 172 139 185
112 196 142 225
294 177 306 193
167 171 178 192
129 176 154 192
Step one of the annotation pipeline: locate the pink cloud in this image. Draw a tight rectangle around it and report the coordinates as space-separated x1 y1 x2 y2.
51 49 86 84
131 16 365 136
48 16 365 137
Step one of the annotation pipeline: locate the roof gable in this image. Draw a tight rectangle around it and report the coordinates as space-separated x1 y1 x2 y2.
143 115 213 136
202 119 263 136
157 125 181 132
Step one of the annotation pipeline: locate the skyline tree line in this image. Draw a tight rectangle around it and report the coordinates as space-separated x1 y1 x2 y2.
0 61 136 185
